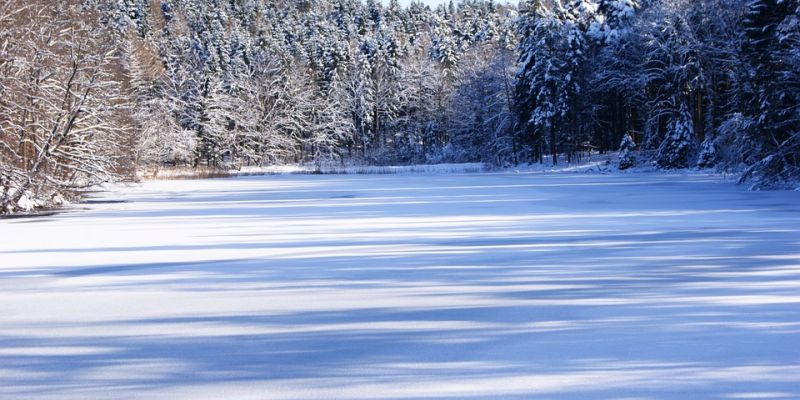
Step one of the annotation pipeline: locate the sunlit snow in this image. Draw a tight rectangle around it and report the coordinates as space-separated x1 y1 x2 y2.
1 171 799 399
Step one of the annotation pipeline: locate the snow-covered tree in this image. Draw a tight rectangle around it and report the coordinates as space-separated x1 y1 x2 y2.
516 0 566 164
738 0 800 188
656 103 696 169
697 136 717 169
0 1 133 213
618 134 637 170
449 43 517 165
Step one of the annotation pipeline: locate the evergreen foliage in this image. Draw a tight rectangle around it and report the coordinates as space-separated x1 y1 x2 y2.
618 134 637 170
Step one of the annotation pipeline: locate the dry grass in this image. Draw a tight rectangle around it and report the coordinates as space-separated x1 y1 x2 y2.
138 167 233 181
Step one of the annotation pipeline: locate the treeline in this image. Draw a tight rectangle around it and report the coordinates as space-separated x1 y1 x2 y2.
1 0 519 213
516 0 799 188
111 0 520 169
1 0 798 213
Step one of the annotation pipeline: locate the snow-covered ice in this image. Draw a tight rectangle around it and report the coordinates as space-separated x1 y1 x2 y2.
1 172 799 399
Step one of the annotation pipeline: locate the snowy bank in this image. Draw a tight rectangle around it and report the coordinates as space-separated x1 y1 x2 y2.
141 163 488 180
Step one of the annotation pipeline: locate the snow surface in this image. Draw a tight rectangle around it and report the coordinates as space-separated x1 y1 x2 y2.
1 171 800 399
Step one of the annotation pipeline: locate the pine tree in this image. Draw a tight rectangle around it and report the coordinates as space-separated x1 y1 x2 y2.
516 0 580 165
656 103 695 169
697 136 717 169
618 134 637 170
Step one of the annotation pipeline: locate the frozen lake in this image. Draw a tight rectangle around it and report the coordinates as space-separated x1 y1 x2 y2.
1 172 799 399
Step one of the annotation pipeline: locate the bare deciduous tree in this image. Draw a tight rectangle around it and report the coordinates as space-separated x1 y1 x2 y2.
0 0 132 213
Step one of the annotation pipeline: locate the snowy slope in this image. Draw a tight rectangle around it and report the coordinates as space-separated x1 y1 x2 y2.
1 172 799 399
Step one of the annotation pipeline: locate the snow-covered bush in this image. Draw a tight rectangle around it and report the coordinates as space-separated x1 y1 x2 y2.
0 180 10 214
713 113 757 170
617 134 637 170
656 105 696 169
741 154 800 191
697 136 717 169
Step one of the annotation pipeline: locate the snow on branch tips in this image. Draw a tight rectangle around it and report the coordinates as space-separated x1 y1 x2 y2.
0 1 133 213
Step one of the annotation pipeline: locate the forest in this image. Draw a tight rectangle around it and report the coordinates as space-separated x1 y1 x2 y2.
0 0 798 213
